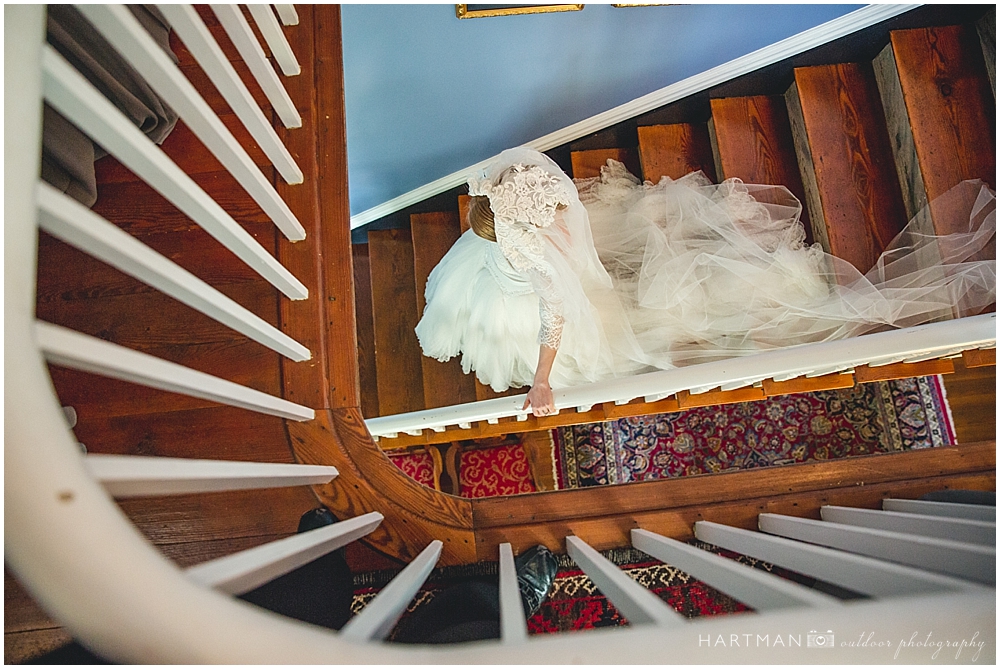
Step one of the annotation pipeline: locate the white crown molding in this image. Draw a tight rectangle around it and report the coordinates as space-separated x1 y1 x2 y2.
350 3 920 230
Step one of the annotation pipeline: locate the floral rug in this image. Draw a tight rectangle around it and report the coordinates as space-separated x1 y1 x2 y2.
350 544 762 639
389 442 536 498
554 376 954 489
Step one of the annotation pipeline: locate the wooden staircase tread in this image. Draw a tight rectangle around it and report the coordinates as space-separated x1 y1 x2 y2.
636 123 715 184
570 147 641 180
786 63 909 274
368 229 425 415
353 243 380 418
709 95 813 244
889 24 996 235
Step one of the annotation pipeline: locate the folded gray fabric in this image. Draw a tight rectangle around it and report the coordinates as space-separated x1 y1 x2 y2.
42 5 179 206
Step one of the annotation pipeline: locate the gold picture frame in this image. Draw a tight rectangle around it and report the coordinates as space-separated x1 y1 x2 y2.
455 4 585 19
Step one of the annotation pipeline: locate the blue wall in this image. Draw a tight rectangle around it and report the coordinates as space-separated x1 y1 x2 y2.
341 4 862 217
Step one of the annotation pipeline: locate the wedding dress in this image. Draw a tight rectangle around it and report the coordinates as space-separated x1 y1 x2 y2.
415 147 995 392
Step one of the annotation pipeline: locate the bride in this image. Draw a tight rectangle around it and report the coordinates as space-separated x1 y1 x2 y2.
414 147 995 416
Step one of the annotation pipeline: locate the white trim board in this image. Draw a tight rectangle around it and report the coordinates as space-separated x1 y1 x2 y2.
350 3 919 230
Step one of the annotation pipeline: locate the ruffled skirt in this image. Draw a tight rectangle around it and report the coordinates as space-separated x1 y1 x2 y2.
417 162 996 391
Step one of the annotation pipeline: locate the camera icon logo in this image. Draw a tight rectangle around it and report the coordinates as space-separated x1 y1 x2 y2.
807 630 835 649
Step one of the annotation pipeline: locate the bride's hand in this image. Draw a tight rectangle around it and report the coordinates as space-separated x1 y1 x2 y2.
523 382 555 417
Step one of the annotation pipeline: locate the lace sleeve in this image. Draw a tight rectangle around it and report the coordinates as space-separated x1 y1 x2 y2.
495 219 565 349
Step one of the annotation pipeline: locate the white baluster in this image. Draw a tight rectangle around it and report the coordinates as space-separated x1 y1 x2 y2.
245 4 301 76
499 543 528 643
821 505 995 546
883 498 996 523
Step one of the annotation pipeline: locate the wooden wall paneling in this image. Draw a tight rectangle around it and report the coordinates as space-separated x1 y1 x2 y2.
411 211 477 409
470 441 996 558
353 244 380 417
72 405 293 461
36 225 277 306
368 228 425 415
47 340 281 420
785 64 908 274
274 5 332 411
943 357 997 444
636 123 716 183
315 5 362 409
569 147 641 180
889 25 996 236
117 486 320 546
36 280 279 350
709 95 814 243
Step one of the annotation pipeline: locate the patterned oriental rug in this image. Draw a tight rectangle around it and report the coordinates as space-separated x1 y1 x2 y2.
554 376 955 489
351 544 756 639
389 442 537 498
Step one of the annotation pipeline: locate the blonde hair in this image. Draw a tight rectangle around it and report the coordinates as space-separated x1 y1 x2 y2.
468 195 496 242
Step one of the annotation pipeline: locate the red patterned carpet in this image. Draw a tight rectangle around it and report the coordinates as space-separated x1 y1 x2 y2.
389 442 536 498
388 376 953 496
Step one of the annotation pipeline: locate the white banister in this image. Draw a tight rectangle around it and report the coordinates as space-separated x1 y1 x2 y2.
41 46 308 300
631 529 841 610
186 512 383 594
695 521 979 597
156 4 303 186
75 4 306 239
820 505 995 546
36 183 310 362
211 4 301 128
340 540 443 642
565 536 684 627
883 498 996 522
84 454 338 497
364 314 996 437
498 543 529 644
272 4 299 26
246 4 301 76
759 514 996 586
35 321 315 421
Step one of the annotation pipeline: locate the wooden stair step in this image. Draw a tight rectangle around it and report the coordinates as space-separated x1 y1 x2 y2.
410 212 477 409
785 63 908 274
569 147 641 180
457 193 526 402
709 95 814 244
352 243 380 418
874 23 995 233
637 123 715 183
367 229 425 415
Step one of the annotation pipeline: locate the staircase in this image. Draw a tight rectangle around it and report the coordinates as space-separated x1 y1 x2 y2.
357 10 996 461
5 4 996 663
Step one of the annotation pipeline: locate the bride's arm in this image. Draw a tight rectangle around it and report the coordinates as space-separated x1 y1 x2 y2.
523 344 557 416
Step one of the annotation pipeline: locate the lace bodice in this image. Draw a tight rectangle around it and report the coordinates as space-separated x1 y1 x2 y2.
494 217 565 349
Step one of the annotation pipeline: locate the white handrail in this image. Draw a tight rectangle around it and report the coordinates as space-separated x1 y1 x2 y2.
76 4 307 239
365 314 996 437
36 183 311 362
41 46 309 300
84 454 338 497
157 4 304 185
35 322 315 421
211 4 301 129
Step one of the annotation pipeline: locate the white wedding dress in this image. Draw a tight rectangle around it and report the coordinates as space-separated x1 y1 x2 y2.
415 148 996 392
